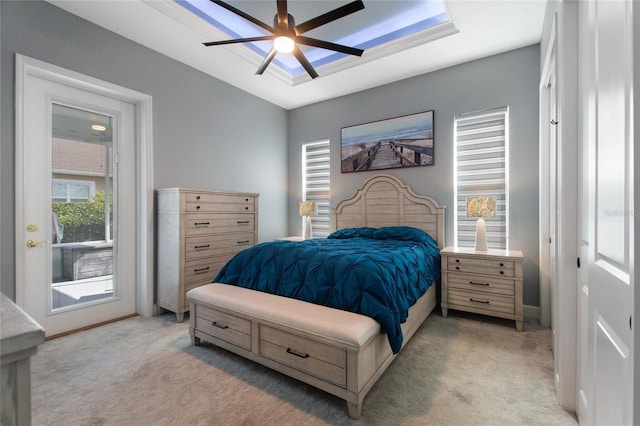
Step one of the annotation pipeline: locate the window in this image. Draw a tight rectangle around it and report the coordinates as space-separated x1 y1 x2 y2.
52 179 95 202
302 140 331 238
454 106 509 249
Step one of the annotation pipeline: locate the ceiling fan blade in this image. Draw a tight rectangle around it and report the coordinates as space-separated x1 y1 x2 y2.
256 48 278 75
203 36 274 47
294 0 365 35
293 47 319 79
276 0 288 28
210 0 275 33
296 36 364 56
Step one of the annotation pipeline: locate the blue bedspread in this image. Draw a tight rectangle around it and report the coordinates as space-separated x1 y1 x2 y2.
213 226 441 353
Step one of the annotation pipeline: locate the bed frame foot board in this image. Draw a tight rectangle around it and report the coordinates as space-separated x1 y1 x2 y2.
187 283 436 419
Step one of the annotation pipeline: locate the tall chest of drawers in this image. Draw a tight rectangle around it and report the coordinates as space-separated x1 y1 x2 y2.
156 188 259 322
440 247 524 331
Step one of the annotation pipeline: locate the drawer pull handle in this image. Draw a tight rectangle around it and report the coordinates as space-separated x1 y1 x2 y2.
245 206 249 210
196 195 201 200
500 263 504 266
469 281 490 287
237 220 250 224
196 205 201 209
500 271 504 275
194 266 210 274
286 348 309 359
456 259 460 263
237 240 250 245
212 321 228 329
194 222 210 226
245 198 249 202
470 298 490 304
456 266 460 270
194 244 210 249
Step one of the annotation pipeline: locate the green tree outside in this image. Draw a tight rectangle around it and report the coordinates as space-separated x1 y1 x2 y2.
52 191 113 243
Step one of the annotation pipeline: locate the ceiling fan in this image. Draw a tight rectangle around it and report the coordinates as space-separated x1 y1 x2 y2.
203 0 366 79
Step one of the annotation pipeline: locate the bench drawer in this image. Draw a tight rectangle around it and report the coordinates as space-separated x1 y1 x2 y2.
195 305 251 350
259 325 346 388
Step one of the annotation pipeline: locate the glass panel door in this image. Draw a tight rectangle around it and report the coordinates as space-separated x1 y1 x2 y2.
51 103 115 310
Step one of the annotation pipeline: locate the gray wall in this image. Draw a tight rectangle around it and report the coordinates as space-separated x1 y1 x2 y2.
0 1 288 299
288 45 541 307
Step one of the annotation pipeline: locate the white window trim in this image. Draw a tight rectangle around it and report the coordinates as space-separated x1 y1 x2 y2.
53 178 96 202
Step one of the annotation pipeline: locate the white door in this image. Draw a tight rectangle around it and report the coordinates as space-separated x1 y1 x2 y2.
16 66 137 336
578 0 634 423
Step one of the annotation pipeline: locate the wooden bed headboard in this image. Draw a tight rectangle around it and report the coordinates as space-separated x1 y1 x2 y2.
331 174 445 249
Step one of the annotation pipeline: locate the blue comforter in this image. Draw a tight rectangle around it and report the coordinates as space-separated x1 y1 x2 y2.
213 226 441 353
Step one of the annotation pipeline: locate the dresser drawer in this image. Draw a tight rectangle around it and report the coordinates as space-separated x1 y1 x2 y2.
448 288 514 316
194 304 251 350
446 272 515 297
185 214 255 235
185 233 255 260
259 325 346 388
184 257 232 285
184 257 221 285
447 256 514 277
185 194 256 213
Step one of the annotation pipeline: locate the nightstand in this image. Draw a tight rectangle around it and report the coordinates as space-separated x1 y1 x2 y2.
440 247 524 331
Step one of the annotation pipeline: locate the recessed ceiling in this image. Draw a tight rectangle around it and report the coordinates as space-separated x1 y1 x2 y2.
178 0 453 79
45 0 547 110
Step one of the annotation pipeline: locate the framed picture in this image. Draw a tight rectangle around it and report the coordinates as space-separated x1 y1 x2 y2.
340 110 434 173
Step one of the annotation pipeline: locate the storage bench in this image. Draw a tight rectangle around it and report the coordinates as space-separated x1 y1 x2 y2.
187 283 386 419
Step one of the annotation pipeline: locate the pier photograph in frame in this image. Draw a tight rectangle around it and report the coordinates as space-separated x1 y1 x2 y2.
340 110 434 173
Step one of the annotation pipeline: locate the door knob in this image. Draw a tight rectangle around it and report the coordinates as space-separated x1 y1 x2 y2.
26 239 48 248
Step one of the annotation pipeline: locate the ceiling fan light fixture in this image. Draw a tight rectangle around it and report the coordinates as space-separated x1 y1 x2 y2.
274 36 295 53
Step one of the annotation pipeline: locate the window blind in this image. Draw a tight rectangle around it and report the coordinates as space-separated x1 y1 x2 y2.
454 106 509 249
302 140 331 238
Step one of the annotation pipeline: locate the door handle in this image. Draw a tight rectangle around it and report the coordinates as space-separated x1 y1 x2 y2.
26 239 48 248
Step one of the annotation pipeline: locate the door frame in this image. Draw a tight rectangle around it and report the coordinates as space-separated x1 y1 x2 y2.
15 54 155 317
539 4 579 412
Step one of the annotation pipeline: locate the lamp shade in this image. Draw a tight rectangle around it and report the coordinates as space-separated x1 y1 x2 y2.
466 196 497 218
299 201 317 217
466 196 496 251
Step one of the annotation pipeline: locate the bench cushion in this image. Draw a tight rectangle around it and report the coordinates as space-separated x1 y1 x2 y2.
187 283 381 348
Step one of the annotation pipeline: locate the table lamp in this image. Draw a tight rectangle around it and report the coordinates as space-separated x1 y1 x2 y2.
299 201 317 240
466 196 496 251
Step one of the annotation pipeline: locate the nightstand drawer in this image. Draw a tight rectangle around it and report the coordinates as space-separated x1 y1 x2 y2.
447 256 514 277
448 289 514 316
447 272 515 297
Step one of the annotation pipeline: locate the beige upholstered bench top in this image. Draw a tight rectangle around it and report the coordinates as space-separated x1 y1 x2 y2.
187 283 381 348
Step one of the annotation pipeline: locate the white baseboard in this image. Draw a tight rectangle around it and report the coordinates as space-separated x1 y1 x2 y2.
524 304 541 320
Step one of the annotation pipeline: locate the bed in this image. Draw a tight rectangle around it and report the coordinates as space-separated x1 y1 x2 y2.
187 174 445 418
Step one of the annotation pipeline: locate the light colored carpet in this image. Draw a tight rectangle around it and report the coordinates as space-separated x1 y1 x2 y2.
30 311 578 425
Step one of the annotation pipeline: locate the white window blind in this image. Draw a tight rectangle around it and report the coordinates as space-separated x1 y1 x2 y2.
454 106 509 249
302 140 331 238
